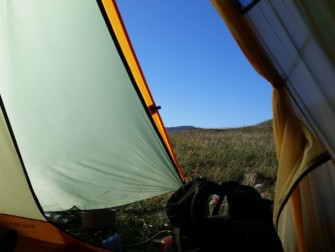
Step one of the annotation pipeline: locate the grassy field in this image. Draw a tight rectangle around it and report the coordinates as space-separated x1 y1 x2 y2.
57 120 278 250
169 120 277 194
115 120 278 250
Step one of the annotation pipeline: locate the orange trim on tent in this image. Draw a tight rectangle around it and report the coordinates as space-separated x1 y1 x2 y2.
0 214 63 244
0 215 110 251
290 188 308 251
100 0 185 182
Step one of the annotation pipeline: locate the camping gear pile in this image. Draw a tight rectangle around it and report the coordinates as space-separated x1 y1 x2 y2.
166 178 283 252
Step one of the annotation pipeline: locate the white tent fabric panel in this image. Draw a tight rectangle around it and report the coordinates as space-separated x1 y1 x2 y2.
277 160 335 251
245 1 335 158
0 0 182 211
0 108 45 220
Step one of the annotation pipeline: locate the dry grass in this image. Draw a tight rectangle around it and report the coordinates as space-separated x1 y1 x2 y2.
170 124 277 198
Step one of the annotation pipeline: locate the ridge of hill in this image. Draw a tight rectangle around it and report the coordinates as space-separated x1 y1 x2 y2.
255 119 273 127
166 126 196 132
166 119 273 132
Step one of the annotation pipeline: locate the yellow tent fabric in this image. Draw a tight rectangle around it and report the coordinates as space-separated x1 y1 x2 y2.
272 88 334 251
211 0 335 251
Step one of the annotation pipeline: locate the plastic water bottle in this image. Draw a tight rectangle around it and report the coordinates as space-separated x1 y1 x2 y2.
101 233 122 252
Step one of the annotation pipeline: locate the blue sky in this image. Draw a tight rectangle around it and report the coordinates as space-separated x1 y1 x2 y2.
116 1 273 128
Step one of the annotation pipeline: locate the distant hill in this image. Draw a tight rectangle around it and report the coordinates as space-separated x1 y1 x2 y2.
166 126 196 132
166 119 273 132
255 119 273 127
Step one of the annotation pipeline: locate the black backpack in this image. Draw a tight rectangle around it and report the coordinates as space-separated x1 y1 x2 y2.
165 178 283 252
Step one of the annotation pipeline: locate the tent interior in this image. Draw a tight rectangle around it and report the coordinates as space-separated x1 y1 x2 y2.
0 0 334 251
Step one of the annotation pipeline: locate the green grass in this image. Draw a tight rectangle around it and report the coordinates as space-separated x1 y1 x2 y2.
170 123 277 197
